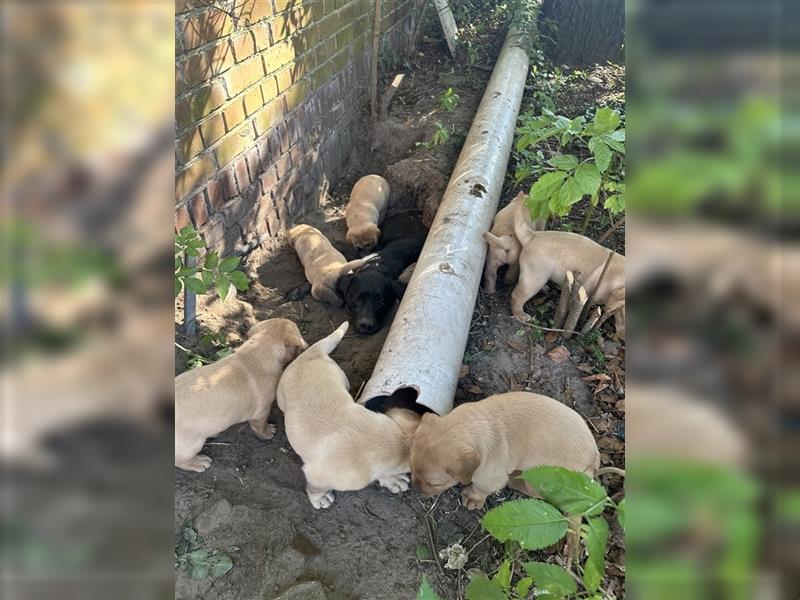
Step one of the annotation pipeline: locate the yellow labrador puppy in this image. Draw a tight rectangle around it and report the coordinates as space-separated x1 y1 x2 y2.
482 193 546 293
288 224 367 307
511 201 625 336
410 392 599 510
175 319 307 472
345 174 390 250
277 321 421 509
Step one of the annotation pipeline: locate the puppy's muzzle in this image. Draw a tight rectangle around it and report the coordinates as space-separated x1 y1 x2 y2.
355 318 378 335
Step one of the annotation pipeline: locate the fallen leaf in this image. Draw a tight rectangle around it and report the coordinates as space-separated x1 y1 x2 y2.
547 345 570 363
466 385 483 395
507 338 528 353
576 363 594 374
459 364 469 378
544 332 559 343
598 436 625 453
615 399 625 413
582 374 611 383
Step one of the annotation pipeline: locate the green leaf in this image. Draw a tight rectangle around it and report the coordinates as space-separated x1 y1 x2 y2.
521 466 609 516
179 225 195 237
417 576 441 600
607 129 625 142
175 277 182 297
201 269 214 286
465 575 506 600
589 107 620 135
531 171 568 203
574 163 601 197
175 255 183 270
209 553 233 578
582 516 609 593
549 154 579 171
216 276 231 301
415 544 430 561
229 270 250 292
493 559 512 590
481 499 568 550
204 251 219 270
616 498 625 531
523 562 577 598
185 247 200 257
603 193 625 215
185 277 207 295
515 577 533 598
219 255 241 273
551 176 584 216
177 267 198 277
589 137 612 173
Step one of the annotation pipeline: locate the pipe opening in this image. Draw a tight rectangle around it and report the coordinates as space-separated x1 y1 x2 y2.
362 386 432 415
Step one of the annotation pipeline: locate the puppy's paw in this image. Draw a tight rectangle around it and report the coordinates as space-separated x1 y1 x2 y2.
284 282 312 302
308 490 335 509
182 454 212 473
378 473 410 493
461 486 487 510
250 421 277 441
512 311 532 324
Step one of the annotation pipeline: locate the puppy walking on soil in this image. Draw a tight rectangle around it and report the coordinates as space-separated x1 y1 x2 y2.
175 319 307 472
277 322 421 509
410 392 599 510
345 174 390 251
287 224 368 307
511 201 625 336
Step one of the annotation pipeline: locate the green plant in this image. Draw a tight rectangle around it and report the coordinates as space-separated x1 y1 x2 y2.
175 225 250 301
515 107 625 223
431 122 451 146
176 327 235 369
438 87 460 112
175 523 235 580
461 466 623 599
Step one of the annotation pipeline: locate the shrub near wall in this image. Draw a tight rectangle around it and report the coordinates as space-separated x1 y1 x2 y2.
175 0 417 253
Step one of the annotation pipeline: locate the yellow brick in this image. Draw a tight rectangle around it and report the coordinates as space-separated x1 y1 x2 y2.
223 100 247 131
224 56 266 97
200 112 226 147
263 40 295 74
274 66 293 93
215 123 257 167
177 127 204 164
252 99 287 137
261 76 279 103
284 80 309 112
243 85 264 115
176 154 216 202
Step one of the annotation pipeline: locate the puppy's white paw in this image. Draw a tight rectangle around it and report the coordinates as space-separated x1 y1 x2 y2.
461 486 487 510
308 490 334 509
512 312 532 324
184 454 212 473
378 473 410 493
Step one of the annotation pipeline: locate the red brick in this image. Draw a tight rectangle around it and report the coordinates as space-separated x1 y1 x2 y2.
275 152 291 178
190 191 210 226
288 142 303 167
230 31 256 63
175 204 191 231
234 157 251 190
220 168 239 201
245 147 261 181
259 164 279 193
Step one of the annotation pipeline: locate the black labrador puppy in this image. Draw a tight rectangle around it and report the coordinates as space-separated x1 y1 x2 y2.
337 214 427 334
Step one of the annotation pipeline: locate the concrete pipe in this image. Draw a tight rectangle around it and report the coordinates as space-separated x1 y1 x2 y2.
359 29 529 414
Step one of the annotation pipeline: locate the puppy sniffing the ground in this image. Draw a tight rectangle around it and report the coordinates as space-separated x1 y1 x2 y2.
511 201 625 336
482 193 545 293
410 392 599 510
338 213 427 334
277 322 422 509
175 319 307 472
346 174 390 251
287 224 367 307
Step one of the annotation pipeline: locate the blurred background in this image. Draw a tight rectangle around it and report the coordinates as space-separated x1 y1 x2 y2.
0 0 796 598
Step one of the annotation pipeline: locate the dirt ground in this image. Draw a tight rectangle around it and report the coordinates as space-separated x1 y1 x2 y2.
175 32 625 600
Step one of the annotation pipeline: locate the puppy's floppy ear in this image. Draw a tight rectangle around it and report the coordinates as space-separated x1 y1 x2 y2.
336 271 354 298
448 448 480 485
283 334 308 360
483 231 512 250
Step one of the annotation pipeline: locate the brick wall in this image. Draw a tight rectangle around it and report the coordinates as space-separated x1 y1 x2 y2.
175 0 417 252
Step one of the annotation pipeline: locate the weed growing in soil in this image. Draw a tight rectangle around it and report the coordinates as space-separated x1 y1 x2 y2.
175 226 250 301
475 466 622 599
175 523 236 581
438 87 461 112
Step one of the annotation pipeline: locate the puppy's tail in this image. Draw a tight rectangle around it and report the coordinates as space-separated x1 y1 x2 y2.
513 197 536 246
337 255 374 278
311 321 349 356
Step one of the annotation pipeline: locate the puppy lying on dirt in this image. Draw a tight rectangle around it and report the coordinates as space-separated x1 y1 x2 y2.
175 318 307 472
287 224 368 307
482 193 545 293
410 391 599 509
345 174 390 251
511 201 625 336
277 321 421 509
337 213 427 334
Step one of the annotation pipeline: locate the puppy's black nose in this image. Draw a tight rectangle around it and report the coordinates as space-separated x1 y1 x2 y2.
355 319 378 334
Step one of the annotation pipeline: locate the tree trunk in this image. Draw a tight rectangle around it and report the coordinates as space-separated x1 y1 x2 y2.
540 0 624 67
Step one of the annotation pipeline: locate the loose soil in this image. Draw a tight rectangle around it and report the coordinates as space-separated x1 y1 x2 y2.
175 32 625 600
